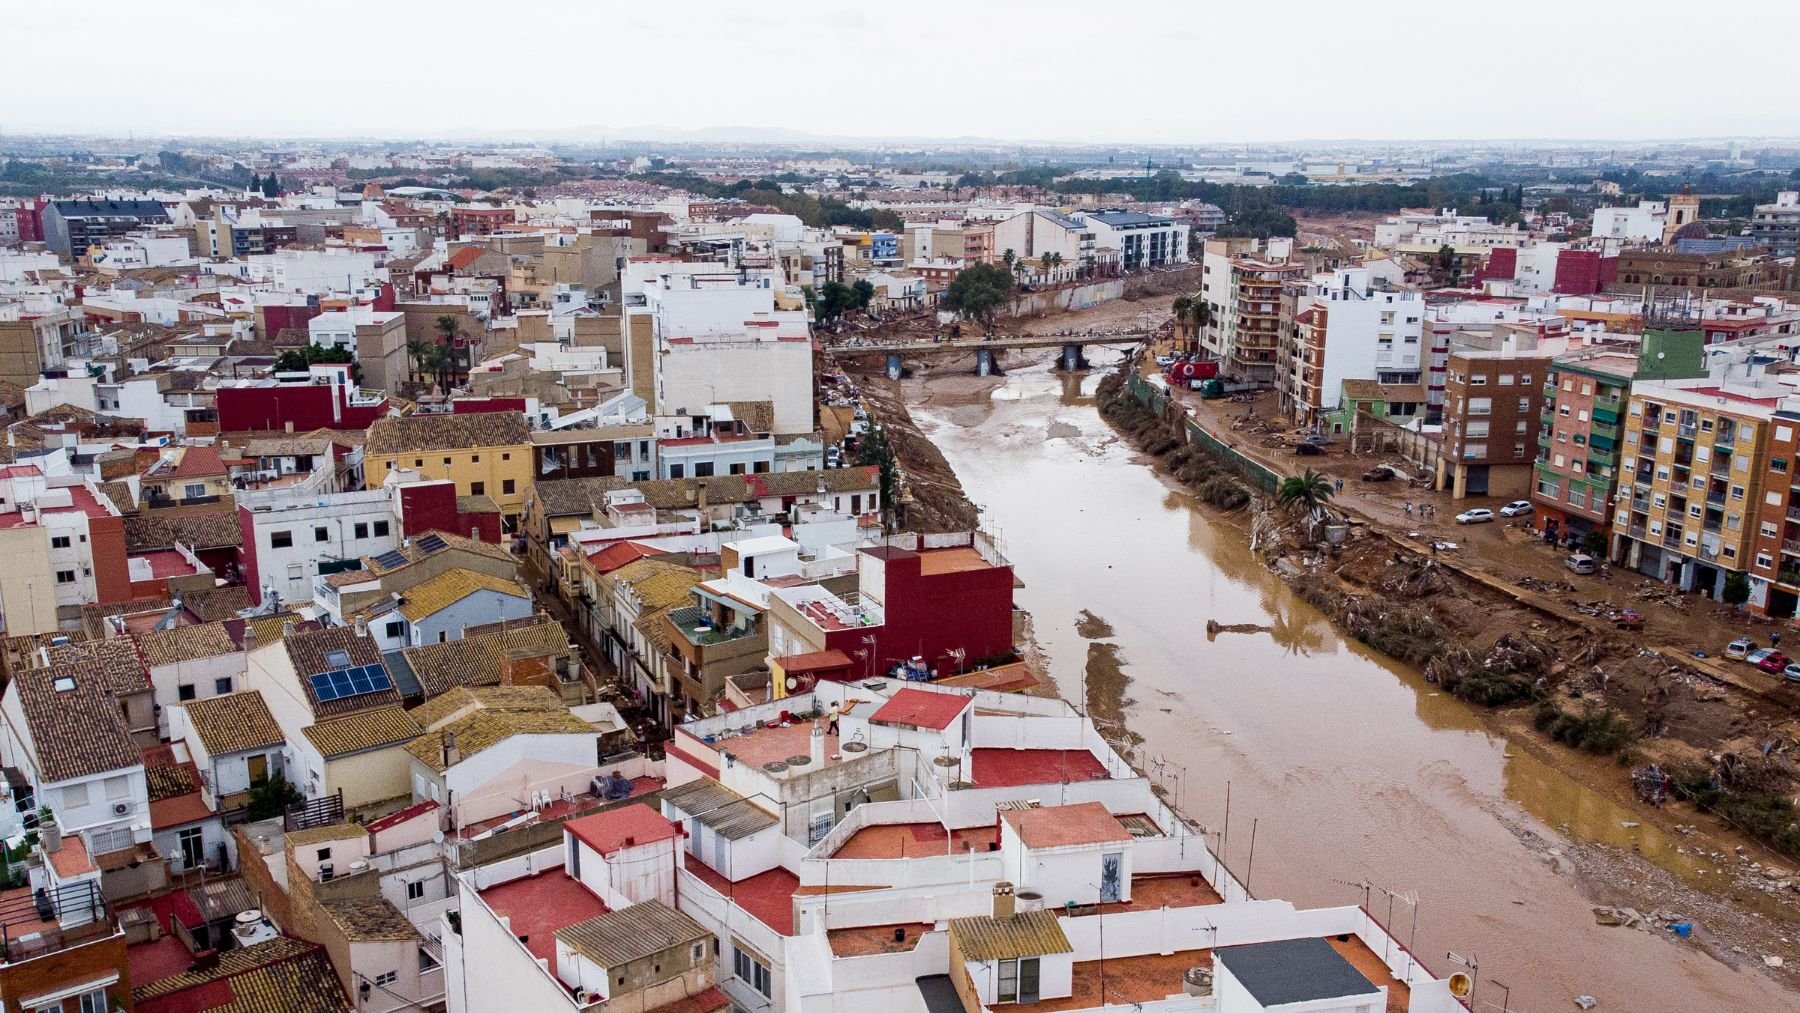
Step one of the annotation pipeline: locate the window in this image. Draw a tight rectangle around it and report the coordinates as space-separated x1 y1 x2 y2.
1469 374 1487 385
1775 458 1789 473
693 463 715 478
734 945 772 998
314 526 329 542
406 880 425 901
271 530 293 548
1498 374 1515 386
373 520 389 537
63 782 91 808
471 455 480 463
501 453 511 461
354 522 369 539
502 480 515 495
215 677 233 695
414 459 423 468
55 569 76 584
375 971 398 987
469 482 485 495
443 457 453 467
185 483 207 500
386 620 405 639
179 684 196 701
998 957 1042 1003
74 989 110 1013
50 535 70 549
1518 398 1530 413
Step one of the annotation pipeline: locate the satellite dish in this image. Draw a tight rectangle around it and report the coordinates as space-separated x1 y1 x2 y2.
1447 973 1473 999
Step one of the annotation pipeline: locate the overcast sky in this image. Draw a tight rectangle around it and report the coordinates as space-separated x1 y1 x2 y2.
7 0 1798 145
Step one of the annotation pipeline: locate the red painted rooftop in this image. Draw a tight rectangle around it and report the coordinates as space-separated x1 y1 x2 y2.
479 870 608 965
969 748 1108 788
366 799 439 835
870 688 969 731
565 802 680 857
684 857 798 935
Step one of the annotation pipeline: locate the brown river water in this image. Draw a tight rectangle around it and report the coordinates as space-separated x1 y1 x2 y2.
906 352 1792 1013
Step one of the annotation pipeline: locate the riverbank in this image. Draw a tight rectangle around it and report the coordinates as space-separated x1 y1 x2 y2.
1092 357 1800 990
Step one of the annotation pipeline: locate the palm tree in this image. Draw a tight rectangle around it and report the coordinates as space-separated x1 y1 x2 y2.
1043 251 1063 281
433 314 459 392
1001 249 1017 274
405 339 428 383
1276 469 1334 518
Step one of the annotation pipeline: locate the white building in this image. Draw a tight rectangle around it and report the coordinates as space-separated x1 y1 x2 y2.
1284 267 1426 424
1076 209 1187 269
1590 201 1668 243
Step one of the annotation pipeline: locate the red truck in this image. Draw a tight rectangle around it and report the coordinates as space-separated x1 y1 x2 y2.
1165 358 1220 388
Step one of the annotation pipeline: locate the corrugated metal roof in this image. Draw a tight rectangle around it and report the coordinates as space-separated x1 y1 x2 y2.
554 899 708 968
660 777 778 840
949 910 1072 962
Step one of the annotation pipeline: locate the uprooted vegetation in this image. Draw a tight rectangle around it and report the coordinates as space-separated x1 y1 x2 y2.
1098 372 1254 510
1672 756 1800 859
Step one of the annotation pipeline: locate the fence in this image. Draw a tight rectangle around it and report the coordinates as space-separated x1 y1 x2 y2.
1123 372 1280 493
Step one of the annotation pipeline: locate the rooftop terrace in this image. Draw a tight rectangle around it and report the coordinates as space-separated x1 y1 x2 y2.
830 821 999 860
457 774 663 840
478 870 608 966
969 748 1108 788
684 857 799 935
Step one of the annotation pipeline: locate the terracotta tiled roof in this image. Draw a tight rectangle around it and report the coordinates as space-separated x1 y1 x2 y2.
405 706 591 772
41 639 149 697
408 684 564 731
396 567 529 622
400 617 569 698
587 540 661 574
140 621 239 667
719 400 775 435
301 706 421 758
283 627 397 714
529 476 628 518
619 467 879 511
365 411 528 455
870 688 970 731
181 691 285 757
182 586 254 621
132 936 352 1013
146 444 227 480
604 559 699 613
123 512 243 551
320 898 420 942
11 667 140 782
283 823 367 847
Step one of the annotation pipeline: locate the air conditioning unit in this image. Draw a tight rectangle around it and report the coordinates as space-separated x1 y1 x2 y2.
112 801 132 816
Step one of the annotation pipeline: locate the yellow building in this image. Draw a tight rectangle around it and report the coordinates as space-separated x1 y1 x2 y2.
1615 379 1774 596
364 412 533 520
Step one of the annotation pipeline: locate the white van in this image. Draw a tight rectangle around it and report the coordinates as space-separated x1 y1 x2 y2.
1564 553 1598 575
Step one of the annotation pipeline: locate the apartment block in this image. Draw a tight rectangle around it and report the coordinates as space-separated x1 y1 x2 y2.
1532 347 1639 542
1614 381 1773 597
1439 349 1555 499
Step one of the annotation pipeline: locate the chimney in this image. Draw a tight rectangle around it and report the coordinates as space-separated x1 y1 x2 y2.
285 420 294 434
810 718 826 767
992 881 1015 920
242 624 257 653
281 620 296 639
470 526 479 542
696 480 708 516
443 730 461 769
354 614 368 639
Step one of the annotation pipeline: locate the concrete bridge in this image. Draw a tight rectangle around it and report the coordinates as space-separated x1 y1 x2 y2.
826 331 1152 378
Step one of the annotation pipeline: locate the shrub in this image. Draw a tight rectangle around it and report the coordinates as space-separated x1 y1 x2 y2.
1535 700 1633 755
1444 667 1534 707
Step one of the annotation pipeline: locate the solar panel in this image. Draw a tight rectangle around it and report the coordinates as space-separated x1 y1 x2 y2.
310 665 392 703
373 550 408 570
416 533 448 554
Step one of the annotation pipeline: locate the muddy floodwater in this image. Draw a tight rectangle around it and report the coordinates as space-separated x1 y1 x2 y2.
907 352 1791 1013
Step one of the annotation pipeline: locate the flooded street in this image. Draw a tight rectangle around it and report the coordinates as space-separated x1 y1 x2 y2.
907 351 1791 1013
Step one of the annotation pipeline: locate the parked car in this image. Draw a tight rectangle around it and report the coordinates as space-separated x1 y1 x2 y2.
1303 434 1331 446
1454 508 1495 524
1156 354 1177 367
1782 662 1800 683
1361 467 1395 482
1293 443 1325 456
1725 637 1755 660
1564 553 1597 574
1499 500 1533 517
1747 648 1789 673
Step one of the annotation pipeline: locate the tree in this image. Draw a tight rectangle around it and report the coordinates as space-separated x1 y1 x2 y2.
1581 529 1608 557
1723 571 1751 610
855 423 901 533
274 343 356 377
1276 469 1334 517
246 774 303 821
941 262 1014 334
262 173 281 198
850 279 876 312
1001 249 1017 274
433 314 462 392
1041 251 1063 280
816 281 856 324
405 338 430 383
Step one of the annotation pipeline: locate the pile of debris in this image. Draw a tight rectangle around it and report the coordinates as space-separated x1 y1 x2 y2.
1631 581 1692 612
1515 574 1576 594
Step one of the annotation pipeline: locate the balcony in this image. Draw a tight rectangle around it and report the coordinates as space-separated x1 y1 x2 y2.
1595 394 1624 412
1782 538 1800 557
1677 423 1698 439
1628 525 1647 539
1590 418 1619 440
1543 381 1559 399
1787 506 1800 522
1662 531 1685 549
0 880 114 966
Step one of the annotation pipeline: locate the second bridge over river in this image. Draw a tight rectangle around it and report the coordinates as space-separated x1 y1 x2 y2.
825 331 1152 377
